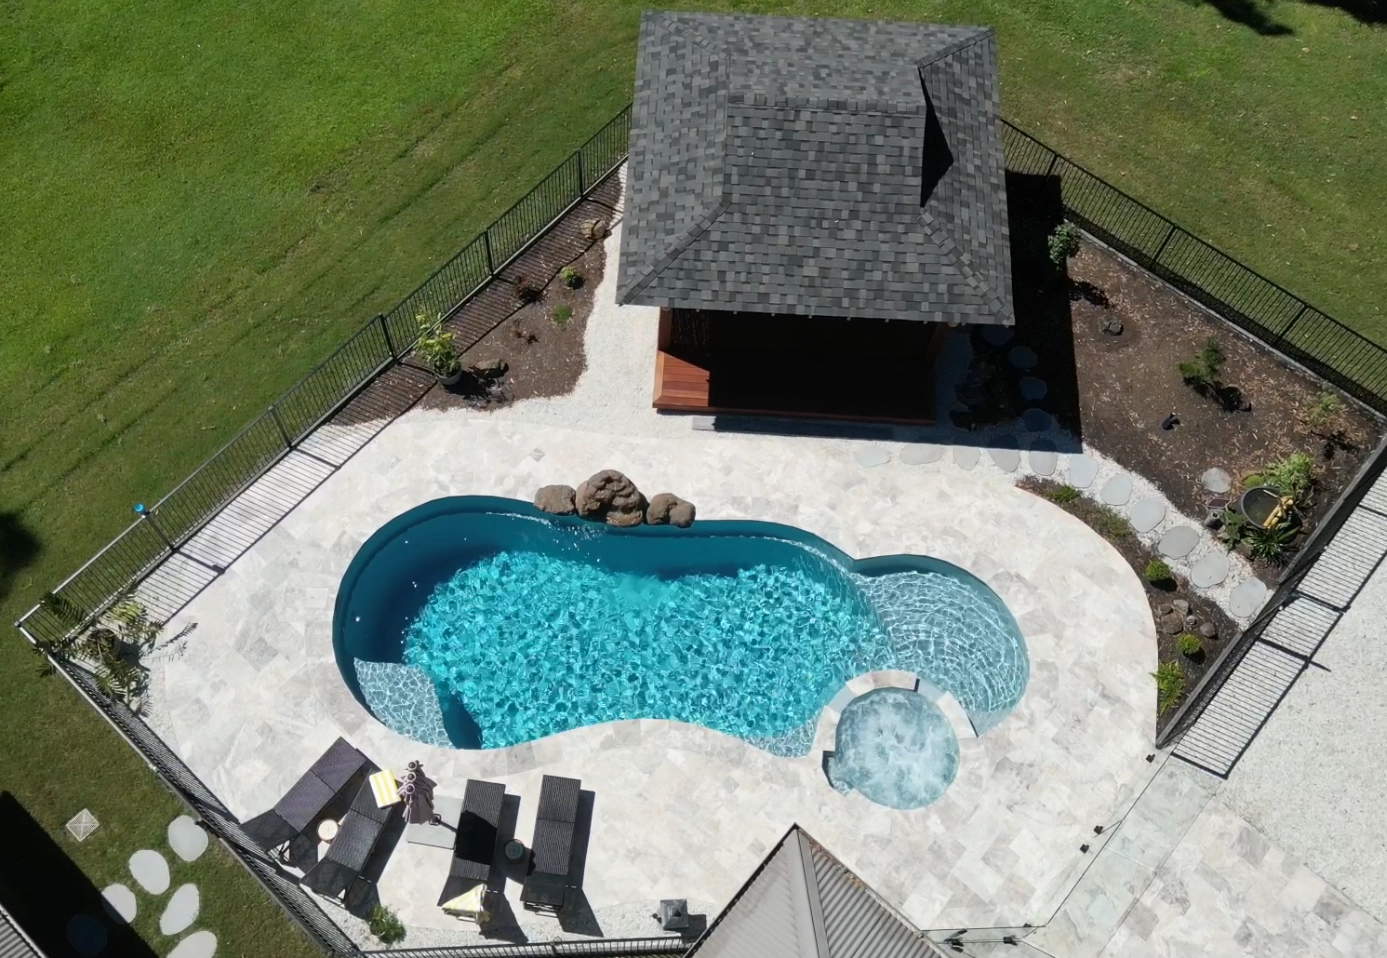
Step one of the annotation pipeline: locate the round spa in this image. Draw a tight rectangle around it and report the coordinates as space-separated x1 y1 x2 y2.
333 496 1027 800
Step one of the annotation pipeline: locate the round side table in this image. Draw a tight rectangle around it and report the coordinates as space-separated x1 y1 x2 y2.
503 839 526 863
317 819 340 842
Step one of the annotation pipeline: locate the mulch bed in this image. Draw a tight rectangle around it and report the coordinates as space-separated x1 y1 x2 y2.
418 239 605 411
1018 476 1236 721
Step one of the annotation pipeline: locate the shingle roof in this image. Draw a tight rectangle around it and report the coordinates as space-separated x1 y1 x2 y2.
684 826 949 958
617 12 1014 325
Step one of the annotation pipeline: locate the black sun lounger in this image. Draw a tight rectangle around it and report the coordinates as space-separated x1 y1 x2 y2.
303 773 400 900
520 775 581 913
242 737 371 855
436 779 506 906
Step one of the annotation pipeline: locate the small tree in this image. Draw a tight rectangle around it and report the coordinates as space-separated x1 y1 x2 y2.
369 905 406 946
415 315 459 378
1152 661 1186 715
1178 337 1225 391
1047 222 1081 269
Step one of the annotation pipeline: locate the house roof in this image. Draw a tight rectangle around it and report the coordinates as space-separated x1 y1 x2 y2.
683 825 949 958
0 902 46 958
617 12 1014 326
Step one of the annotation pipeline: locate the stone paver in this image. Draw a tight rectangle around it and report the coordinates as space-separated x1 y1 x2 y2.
67 914 106 957
1101 474 1133 506
988 440 1020 473
952 445 979 470
854 447 891 468
101 884 137 924
1190 552 1230 589
1068 455 1099 488
1021 408 1051 433
1201 467 1232 494
1008 345 1038 370
1128 498 1165 535
169 930 218 958
900 444 944 465
1229 579 1270 618
1020 377 1047 401
1028 440 1057 477
168 816 209 863
981 325 1014 346
129 849 170 895
1158 526 1200 559
161 884 200 936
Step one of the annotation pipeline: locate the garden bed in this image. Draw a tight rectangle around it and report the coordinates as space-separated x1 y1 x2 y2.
1018 475 1236 721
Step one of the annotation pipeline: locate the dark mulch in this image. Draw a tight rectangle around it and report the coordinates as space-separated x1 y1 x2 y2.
418 229 605 411
1018 476 1236 721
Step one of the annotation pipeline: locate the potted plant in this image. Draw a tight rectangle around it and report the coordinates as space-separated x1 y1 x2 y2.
416 315 462 385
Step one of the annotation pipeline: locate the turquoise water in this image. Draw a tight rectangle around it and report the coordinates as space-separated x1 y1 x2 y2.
826 688 960 809
336 497 1027 756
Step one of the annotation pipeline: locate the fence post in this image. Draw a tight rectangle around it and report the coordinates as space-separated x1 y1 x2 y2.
1045 151 1060 178
1273 303 1310 348
1152 223 1178 264
483 230 496 277
576 149 586 195
376 312 396 359
269 404 294 450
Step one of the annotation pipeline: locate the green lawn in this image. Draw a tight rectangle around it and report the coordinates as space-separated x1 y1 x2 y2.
1 0 1383 953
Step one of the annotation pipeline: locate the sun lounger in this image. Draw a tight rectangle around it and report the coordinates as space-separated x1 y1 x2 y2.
242 737 371 855
520 775 580 913
436 779 506 906
303 773 400 899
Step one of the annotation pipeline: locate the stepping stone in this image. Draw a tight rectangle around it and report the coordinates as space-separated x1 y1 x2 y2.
1158 526 1200 559
1028 439 1057 477
900 444 944 465
1067 455 1099 488
1022 408 1052 433
854 447 891 468
161 884 200 937
988 440 1021 473
168 816 209 863
1191 552 1231 589
67 914 106 957
1008 345 1038 370
1201 467 1232 494
1101 474 1133 506
1020 377 1048 401
169 930 218 958
1230 579 1270 618
101 884 137 924
130 849 170 895
981 325 1014 346
1130 498 1166 534
953 446 980 471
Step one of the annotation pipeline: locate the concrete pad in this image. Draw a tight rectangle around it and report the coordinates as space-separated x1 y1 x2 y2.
1022 409 1052 433
953 446 979 470
1068 455 1099 488
169 930 218 958
160 884 200 936
854 447 891 468
1159 526 1200 559
1229 579 1270 618
900 444 944 465
1129 498 1166 534
1190 552 1230 589
67 915 106 957
168 816 209 863
101 884 137 924
1101 474 1133 506
1008 345 1038 370
129 849 170 895
1020 377 1047 401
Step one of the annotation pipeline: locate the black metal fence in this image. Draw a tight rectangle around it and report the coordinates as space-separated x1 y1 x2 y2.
1001 121 1387 414
366 940 687 957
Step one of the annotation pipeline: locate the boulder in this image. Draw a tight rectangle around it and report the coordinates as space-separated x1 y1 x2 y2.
575 470 647 525
1158 612 1185 635
1183 615 1199 631
1199 622 1218 639
1172 599 1190 615
471 358 508 379
647 493 697 528
534 484 576 516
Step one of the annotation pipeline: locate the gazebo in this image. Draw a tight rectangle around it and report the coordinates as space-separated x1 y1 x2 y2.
617 12 1014 424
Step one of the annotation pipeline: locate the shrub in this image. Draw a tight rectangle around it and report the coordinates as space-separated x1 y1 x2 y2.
1152 661 1186 715
1095 509 1133 542
415 314 459 377
1177 633 1203 658
514 275 543 304
551 304 573 327
1178 337 1225 390
1046 484 1080 504
1247 523 1296 565
369 905 406 946
1305 391 1342 431
1144 559 1172 584
1259 452 1314 500
1221 508 1249 546
1047 222 1081 268
559 266 583 289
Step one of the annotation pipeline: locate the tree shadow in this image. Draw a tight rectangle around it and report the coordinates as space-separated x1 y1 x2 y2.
1194 0 1385 28
0 511 41 605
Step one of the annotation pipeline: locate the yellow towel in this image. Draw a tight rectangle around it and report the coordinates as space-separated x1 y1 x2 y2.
368 769 399 808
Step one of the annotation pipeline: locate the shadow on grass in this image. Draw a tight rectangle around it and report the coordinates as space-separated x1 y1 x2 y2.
1192 0 1384 31
0 511 41 606
0 791 158 958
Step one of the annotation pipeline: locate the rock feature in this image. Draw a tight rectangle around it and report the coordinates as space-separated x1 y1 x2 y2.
167 816 209 863
575 470 647 526
646 493 696 528
101 884 137 924
1201 467 1233 494
129 849 170 895
582 217 609 241
160 884 200 937
1200 622 1218 639
1172 599 1190 615
1158 612 1185 634
534 484 577 516
1130 498 1166 534
1101 317 1124 335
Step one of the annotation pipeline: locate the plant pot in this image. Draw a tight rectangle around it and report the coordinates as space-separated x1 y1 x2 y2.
437 368 463 387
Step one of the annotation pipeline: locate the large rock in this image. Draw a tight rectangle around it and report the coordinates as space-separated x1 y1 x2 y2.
647 493 696 528
575 470 647 526
534 484 576 516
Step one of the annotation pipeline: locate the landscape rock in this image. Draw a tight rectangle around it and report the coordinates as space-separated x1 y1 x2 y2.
1200 622 1218 639
582 217 609 241
534 484 577 516
471 358 508 378
647 493 696 528
1159 612 1185 635
1183 615 1199 631
1172 599 1190 615
1157 604 1174 617
575 470 647 525
1102 318 1124 335
1201 467 1233 494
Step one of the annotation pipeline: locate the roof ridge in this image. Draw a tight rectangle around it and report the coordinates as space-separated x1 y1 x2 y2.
649 10 722 53
919 209 1009 319
620 197 731 303
914 26 994 70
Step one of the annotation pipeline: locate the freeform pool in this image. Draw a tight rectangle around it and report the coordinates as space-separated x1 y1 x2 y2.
334 497 1027 763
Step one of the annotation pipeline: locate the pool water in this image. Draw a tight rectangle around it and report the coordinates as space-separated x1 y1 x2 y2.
826 688 960 809
335 497 1027 762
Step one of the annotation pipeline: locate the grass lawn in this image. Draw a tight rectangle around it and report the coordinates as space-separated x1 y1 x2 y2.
1 0 1383 953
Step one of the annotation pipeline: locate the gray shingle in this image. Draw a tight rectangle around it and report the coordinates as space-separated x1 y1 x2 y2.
617 11 1014 325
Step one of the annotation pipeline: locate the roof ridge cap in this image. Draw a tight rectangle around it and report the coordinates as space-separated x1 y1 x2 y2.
649 10 721 53
914 26 994 70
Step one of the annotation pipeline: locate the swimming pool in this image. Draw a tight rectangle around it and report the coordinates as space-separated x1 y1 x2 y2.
333 496 1027 761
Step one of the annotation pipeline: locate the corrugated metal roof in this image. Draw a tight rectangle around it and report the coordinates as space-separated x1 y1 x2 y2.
0 902 46 958
808 834 947 958
686 832 820 958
